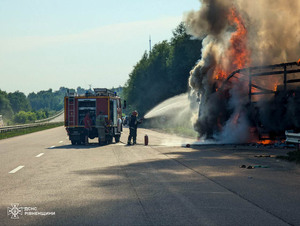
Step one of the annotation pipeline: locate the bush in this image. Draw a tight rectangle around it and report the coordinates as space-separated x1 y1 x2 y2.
14 111 37 124
14 111 29 124
27 112 37 122
35 110 47 120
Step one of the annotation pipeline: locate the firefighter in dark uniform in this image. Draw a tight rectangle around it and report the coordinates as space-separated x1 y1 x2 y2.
127 110 142 145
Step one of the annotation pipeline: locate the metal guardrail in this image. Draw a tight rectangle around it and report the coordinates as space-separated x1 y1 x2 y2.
0 110 64 133
0 121 63 133
35 110 64 123
285 131 300 144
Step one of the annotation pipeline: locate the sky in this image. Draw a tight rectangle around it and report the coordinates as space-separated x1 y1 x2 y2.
0 0 201 95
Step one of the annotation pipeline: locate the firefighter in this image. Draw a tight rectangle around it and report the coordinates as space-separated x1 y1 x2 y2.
96 111 106 145
83 112 92 144
127 110 142 145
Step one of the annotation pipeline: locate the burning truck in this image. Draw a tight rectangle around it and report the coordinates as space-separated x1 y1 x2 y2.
185 0 300 143
195 60 300 141
225 60 300 139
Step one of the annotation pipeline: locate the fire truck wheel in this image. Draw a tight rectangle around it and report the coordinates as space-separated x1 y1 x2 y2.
115 135 120 143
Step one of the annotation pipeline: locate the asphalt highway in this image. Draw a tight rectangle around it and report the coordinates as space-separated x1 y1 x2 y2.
0 126 300 225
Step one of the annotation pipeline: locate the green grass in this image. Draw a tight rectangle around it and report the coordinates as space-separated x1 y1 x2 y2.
0 122 63 140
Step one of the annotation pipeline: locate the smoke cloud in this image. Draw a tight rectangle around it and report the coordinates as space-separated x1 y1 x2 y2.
185 0 300 142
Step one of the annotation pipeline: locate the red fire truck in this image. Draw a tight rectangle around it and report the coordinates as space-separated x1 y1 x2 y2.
64 88 124 145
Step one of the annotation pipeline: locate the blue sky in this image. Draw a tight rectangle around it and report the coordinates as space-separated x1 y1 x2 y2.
0 0 201 94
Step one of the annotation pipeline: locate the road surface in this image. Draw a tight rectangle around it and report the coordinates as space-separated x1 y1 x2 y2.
0 126 300 225
49 111 64 123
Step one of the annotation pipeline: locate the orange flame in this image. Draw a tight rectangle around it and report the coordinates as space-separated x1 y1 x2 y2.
215 67 228 80
274 82 278 92
213 8 250 83
228 8 251 70
297 58 300 66
257 140 273 145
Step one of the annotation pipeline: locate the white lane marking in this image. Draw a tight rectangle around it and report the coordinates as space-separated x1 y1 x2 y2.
49 146 56 149
35 153 44 158
9 166 24 174
59 141 63 143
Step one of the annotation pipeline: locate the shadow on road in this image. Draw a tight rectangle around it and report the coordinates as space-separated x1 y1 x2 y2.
4 144 299 226
46 143 117 150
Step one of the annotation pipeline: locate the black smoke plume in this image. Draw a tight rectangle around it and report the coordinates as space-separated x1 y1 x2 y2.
185 0 300 142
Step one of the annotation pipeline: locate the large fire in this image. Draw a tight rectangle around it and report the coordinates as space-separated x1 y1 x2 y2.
228 8 251 70
186 0 300 144
214 8 250 83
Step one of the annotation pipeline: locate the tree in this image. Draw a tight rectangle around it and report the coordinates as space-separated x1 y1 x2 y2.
28 88 66 111
168 22 202 95
0 90 13 119
13 111 29 123
8 91 31 113
123 23 202 116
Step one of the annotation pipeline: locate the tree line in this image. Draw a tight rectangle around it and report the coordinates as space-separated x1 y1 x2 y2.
0 86 89 125
123 23 203 116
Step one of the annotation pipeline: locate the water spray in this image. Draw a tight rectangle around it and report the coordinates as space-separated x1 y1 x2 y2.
144 93 191 119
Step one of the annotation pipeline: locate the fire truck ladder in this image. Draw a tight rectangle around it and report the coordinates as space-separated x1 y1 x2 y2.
67 91 76 126
68 97 76 126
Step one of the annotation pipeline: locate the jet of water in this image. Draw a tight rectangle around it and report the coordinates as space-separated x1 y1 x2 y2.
144 93 190 119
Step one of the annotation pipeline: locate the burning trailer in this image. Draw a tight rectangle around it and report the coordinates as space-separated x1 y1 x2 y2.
185 0 300 143
225 60 300 140
193 60 300 143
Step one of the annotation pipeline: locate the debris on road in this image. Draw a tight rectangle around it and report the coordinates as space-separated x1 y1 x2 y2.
240 165 270 169
254 154 277 158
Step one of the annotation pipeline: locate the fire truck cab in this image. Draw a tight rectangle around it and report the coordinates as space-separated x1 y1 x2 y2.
64 88 123 145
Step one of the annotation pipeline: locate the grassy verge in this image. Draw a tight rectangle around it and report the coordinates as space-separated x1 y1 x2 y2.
0 122 63 140
277 150 300 164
